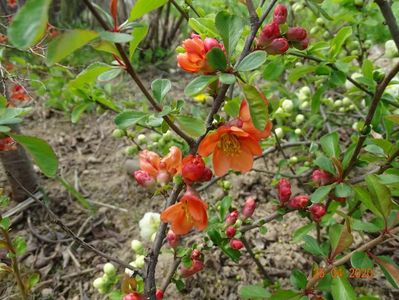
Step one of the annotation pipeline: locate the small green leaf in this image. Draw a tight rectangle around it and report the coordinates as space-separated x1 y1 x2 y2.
365 174 392 219
71 103 90 124
270 290 302 300
354 186 382 218
239 285 270 299
8 0 52 50
27 273 40 289
314 155 336 175
0 217 10 231
320 132 340 158
99 31 132 43
69 63 114 89
242 84 268 131
236 51 267 72
219 196 232 221
302 235 326 257
129 0 167 21
335 183 352 198
10 134 58 177
311 184 335 203
13 236 27 256
331 270 356 300
351 251 373 268
292 223 315 243
330 220 353 259
206 47 227 71
288 65 316 82
290 269 307 289
97 68 122 81
129 23 149 58
263 57 285 81
176 115 206 137
151 79 171 103
184 75 218 97
373 255 399 288
215 11 243 58
223 97 240 117
114 111 149 129
329 26 353 59
219 73 236 84
47 30 99 65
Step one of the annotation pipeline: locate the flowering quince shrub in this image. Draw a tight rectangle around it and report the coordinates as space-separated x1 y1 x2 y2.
2 0 399 300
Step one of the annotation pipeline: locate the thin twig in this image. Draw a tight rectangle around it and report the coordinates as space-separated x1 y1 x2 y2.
160 257 182 292
375 0 399 50
241 235 272 281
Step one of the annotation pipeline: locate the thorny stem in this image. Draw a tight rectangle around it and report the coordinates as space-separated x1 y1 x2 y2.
0 227 28 300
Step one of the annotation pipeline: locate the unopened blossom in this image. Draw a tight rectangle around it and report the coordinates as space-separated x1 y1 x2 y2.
286 27 308 42
182 154 212 184
242 196 256 219
309 204 326 222
276 178 292 204
123 293 144 300
226 226 236 239
161 187 208 235
180 259 204 278
166 230 179 248
266 37 289 55
7 0 17 8
293 37 310 51
133 170 156 188
257 22 280 48
312 169 334 186
191 249 201 260
226 210 239 226
10 84 29 101
288 195 309 209
139 212 160 240
273 4 288 24
230 239 244 250
0 137 16 151
156 289 164 300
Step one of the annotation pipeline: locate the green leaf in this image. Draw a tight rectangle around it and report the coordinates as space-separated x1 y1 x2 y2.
331 271 356 300
7 0 51 50
311 184 335 203
354 186 382 218
27 273 40 289
184 75 218 97
71 103 90 124
188 18 218 37
57 176 92 210
99 31 132 43
10 134 58 177
219 196 232 221
0 217 10 231
365 174 392 219
206 47 227 71
351 251 373 268
129 0 167 21
330 220 353 259
69 63 114 89
176 115 206 138
242 84 268 131
47 30 99 65
302 235 325 257
335 183 352 198
311 85 326 114
129 23 149 58
314 155 336 175
97 68 122 81
320 132 340 158
13 236 27 256
91 40 120 56
290 269 307 289
239 285 270 299
219 73 236 85
288 65 316 82
292 223 315 243
263 57 285 81
223 97 240 117
151 79 171 103
329 26 352 59
373 255 399 288
215 11 243 58
385 115 399 124
236 51 267 72
114 111 148 129
270 290 302 300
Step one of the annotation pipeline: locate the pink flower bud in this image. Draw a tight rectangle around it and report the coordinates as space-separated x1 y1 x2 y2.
257 22 280 48
156 170 171 185
334 196 346 203
230 239 244 250
201 168 213 182
191 33 201 39
265 38 289 55
123 293 144 300
286 27 307 42
166 230 179 248
204 37 221 52
312 169 334 186
273 4 288 24
191 249 201 260
309 204 326 222
156 289 164 300
242 196 256 219
288 195 309 209
225 226 236 239
133 170 155 188
276 178 292 204
293 37 309 50
226 210 239 226
180 259 204 278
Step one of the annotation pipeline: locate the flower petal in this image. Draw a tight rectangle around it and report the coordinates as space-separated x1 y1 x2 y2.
213 147 231 176
240 137 262 155
198 131 219 157
230 149 254 173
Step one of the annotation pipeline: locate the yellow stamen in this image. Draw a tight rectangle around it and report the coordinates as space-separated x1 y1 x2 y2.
219 134 241 155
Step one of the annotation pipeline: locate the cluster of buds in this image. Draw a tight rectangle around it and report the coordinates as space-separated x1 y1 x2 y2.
10 84 29 102
177 33 225 73
0 137 16 152
256 4 309 54
276 178 326 222
312 169 345 203
180 249 204 278
92 263 118 295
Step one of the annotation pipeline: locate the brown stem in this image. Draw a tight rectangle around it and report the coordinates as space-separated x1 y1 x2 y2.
375 0 399 50
1 227 28 300
6 172 143 277
184 0 201 17
305 226 399 289
342 60 399 179
170 0 189 20
160 257 182 292
241 235 272 281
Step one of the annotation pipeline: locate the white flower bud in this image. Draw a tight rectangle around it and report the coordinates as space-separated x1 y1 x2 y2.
349 104 355 110
334 100 343 107
295 114 305 124
275 127 284 139
131 240 144 255
300 101 309 109
139 212 160 241
385 40 399 58
133 255 145 269
137 134 146 144
339 107 345 112
352 122 359 131
93 277 105 289
275 107 284 115
300 86 311 96
290 156 298 163
103 263 116 276
282 99 294 112
342 97 351 106
294 128 302 135
298 93 308 102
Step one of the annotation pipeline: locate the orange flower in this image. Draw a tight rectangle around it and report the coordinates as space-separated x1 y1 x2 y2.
161 188 208 235
239 97 272 141
198 125 262 176
159 146 182 175
139 150 161 177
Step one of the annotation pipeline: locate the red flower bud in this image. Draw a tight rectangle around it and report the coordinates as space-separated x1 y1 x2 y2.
180 259 204 278
273 4 288 24
191 249 201 260
133 170 155 188
312 169 334 187
226 210 239 226
288 195 309 209
229 239 244 250
257 22 280 48
293 37 309 51
286 27 307 42
156 289 164 300
225 226 236 239
309 204 326 222
182 154 212 184
266 38 289 55
204 37 222 52
166 230 179 248
123 293 144 300
242 196 256 219
276 178 292 204
0 137 16 151
334 196 346 203
156 170 171 185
